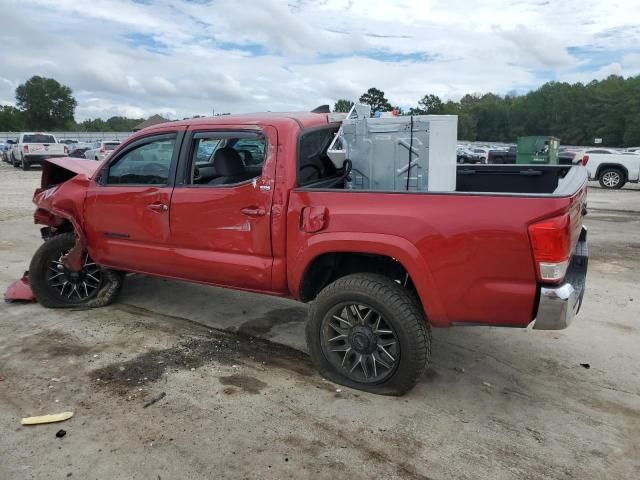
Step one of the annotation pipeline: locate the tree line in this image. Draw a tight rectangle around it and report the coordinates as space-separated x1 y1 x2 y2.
2 74 639 146
0 76 143 133
336 75 640 147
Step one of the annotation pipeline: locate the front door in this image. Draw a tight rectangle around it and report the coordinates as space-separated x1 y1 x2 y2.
84 131 184 275
168 126 276 290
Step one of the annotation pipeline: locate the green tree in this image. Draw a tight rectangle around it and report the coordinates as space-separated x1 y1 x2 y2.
409 94 445 115
0 105 25 131
334 99 354 113
359 87 392 115
15 76 77 130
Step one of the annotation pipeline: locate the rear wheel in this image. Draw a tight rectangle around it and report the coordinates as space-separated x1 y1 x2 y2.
599 168 625 189
21 158 29 170
29 233 124 308
306 273 431 395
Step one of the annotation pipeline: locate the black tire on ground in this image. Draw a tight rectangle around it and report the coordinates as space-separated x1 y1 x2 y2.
12 154 19 168
21 158 29 170
29 232 124 308
598 168 625 189
306 273 431 395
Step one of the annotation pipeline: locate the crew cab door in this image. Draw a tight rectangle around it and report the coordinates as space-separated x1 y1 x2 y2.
84 129 185 275
167 126 276 290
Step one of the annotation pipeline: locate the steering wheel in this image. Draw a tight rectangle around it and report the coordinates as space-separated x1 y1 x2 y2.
300 163 322 181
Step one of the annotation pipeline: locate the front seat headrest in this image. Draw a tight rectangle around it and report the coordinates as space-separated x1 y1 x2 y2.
213 147 244 176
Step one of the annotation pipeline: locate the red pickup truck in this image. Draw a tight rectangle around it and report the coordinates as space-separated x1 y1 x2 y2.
13 111 589 395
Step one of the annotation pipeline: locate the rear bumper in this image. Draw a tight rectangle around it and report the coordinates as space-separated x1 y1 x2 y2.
25 154 66 164
533 227 588 330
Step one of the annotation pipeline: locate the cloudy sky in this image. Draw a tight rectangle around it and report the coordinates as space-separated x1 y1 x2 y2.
1 0 640 120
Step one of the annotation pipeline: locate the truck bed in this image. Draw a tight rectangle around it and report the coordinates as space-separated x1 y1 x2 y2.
306 164 587 196
288 164 588 328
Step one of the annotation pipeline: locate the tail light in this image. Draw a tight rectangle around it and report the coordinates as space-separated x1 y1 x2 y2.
581 155 589 166
64 145 68 154
23 145 29 153
528 214 572 283
99 147 105 153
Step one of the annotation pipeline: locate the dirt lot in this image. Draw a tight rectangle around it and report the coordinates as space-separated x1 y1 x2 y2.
1 162 639 480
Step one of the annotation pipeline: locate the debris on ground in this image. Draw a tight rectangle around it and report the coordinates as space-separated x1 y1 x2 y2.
580 363 591 369
454 367 465 373
55 429 67 438
21 411 74 425
482 381 492 388
0 374 5 381
143 392 166 408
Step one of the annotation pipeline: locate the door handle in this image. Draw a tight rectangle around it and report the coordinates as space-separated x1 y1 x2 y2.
240 206 266 217
148 203 168 213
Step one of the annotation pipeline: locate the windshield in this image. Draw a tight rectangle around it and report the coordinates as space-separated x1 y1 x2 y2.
23 134 56 143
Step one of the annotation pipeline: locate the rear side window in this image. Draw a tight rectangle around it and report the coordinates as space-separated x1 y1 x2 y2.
23 134 56 143
186 133 267 186
104 143 120 150
298 127 339 186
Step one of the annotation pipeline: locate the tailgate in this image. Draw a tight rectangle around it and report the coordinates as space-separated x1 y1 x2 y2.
26 144 66 155
567 182 588 252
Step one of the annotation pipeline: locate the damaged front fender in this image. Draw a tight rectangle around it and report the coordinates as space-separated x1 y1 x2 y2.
33 159 96 271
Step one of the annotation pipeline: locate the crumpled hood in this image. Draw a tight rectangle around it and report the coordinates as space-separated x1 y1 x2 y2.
40 157 101 189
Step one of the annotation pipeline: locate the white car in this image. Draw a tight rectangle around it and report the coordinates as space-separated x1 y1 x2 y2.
471 147 490 164
84 141 121 161
10 133 68 170
576 150 640 189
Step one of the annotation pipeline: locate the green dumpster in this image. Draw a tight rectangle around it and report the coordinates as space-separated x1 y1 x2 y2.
516 136 560 164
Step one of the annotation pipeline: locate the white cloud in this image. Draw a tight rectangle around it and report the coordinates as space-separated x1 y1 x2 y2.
0 0 638 120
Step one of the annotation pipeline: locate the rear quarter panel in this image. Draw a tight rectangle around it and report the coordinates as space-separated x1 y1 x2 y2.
287 190 578 327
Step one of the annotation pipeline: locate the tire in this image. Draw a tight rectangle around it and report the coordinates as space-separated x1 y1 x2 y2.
306 273 431 395
21 158 29 170
599 168 625 189
29 233 124 308
12 153 18 168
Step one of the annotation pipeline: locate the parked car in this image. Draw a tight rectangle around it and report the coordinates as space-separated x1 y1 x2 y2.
2 139 17 163
456 147 481 164
488 146 517 164
1 143 12 162
69 147 91 158
84 141 121 161
471 147 490 163
10 133 68 170
576 150 640 189
18 111 588 395
583 148 618 155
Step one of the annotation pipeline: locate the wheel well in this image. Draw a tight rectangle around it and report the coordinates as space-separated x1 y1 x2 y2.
299 252 416 302
596 163 627 179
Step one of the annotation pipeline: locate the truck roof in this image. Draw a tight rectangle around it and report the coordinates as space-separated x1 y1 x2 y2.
141 111 335 133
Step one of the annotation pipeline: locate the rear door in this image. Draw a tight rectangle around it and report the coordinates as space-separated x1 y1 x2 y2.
84 129 185 275
167 126 276 290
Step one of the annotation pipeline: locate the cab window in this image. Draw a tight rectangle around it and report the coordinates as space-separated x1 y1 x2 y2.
107 136 176 185
188 134 267 186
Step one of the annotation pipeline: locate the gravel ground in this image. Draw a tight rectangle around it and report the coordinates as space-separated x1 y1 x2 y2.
0 161 638 480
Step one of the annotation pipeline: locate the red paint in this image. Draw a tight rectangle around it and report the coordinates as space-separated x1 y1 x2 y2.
301 206 327 233
10 112 587 329
4 272 35 302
